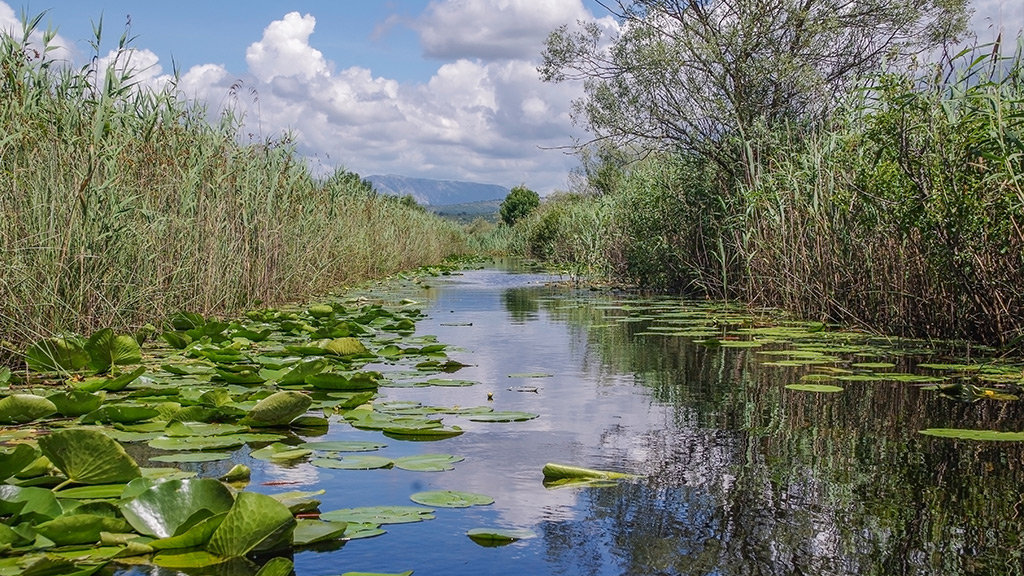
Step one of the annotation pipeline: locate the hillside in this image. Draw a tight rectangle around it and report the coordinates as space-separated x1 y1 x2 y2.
367 174 508 206
427 199 502 224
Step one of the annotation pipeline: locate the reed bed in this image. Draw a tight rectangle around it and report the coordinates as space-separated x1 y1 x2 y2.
0 18 465 355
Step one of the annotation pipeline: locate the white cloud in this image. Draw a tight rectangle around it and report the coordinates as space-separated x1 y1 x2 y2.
416 0 614 61
245 12 329 82
970 0 1024 43
0 3 73 62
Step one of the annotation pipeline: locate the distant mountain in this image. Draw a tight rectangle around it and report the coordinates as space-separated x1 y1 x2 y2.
366 174 509 206
427 199 503 224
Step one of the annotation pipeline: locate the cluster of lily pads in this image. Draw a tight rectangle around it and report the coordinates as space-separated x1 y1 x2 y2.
582 298 1024 439
0 288 551 575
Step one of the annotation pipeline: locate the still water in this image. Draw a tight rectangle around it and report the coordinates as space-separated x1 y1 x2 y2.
143 267 1024 575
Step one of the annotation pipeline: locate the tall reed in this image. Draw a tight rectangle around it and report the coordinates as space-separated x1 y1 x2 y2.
0 16 465 355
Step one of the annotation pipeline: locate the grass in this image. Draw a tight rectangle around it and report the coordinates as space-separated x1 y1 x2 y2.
0 15 466 357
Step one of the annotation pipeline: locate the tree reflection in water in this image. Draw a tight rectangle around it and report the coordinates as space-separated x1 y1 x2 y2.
525 293 1024 576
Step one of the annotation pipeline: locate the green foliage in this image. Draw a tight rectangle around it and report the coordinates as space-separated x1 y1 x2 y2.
499 185 541 226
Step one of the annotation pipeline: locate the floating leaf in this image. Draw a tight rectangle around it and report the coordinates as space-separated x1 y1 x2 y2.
47 389 106 416
465 411 538 422
85 328 142 373
293 519 349 546
279 359 328 385
423 378 477 387
919 428 1024 441
73 366 146 392
148 436 245 451
35 513 133 545
150 512 227 550
55 483 128 499
466 527 537 547
409 490 493 508
311 456 394 470
300 440 387 452
206 491 296 556
39 429 141 485
25 337 90 372
0 394 57 424
321 505 435 525
242 390 312 427
324 337 368 356
149 452 233 463
120 478 235 538
219 464 251 483
542 462 637 483
256 557 295 576
0 444 38 481
393 453 464 472
81 404 160 424
250 443 313 462
0 485 62 523
507 372 552 378
342 522 386 540
784 384 844 393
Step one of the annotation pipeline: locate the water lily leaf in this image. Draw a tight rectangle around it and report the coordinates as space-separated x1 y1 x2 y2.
165 421 248 437
149 511 227 550
919 428 1024 441
784 384 844 393
320 505 435 525
423 378 477 387
250 443 313 462
279 359 329 385
409 490 493 508
0 444 39 481
255 557 295 576
393 454 464 472
342 522 386 540
324 337 368 357
850 362 895 369
35 513 133 545
47 390 106 417
215 368 265 385
466 527 537 547
56 483 128 499
242 390 312 427
465 411 539 422
85 329 142 373
542 462 637 482
206 491 296 557
25 337 90 373
149 452 233 463
20 555 108 576
311 456 394 470
120 478 235 538
0 394 57 424
293 519 348 546
219 464 251 483
268 490 324 514
148 435 246 451
507 372 552 378
152 549 234 570
383 426 464 440
80 404 160 424
306 372 380 391
0 485 62 523
38 429 141 485
300 440 387 452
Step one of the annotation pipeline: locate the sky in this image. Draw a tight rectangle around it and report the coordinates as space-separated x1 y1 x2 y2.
2 1 1022 194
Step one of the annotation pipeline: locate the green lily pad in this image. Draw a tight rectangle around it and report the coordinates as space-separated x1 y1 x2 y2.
409 490 493 508
541 462 637 483
35 513 133 545
0 393 57 424
150 512 227 550
206 491 297 556
300 440 387 452
55 483 129 499
80 404 160 424
320 505 435 525
393 453 464 472
120 478 235 538
324 337 368 356
149 452 233 463
293 519 349 546
73 366 147 392
0 444 39 481
250 443 313 462
342 522 387 540
466 527 537 547
918 428 1024 441
507 372 553 378
465 411 539 422
784 384 844 393
383 426 464 440
148 436 245 451
423 378 477 387
242 390 312 427
38 429 141 485
279 359 329 385
25 337 90 373
85 329 142 373
0 485 62 523
46 390 106 417
311 456 394 470
256 557 295 576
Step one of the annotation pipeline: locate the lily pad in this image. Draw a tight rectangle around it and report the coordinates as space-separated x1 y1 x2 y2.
0 444 38 481
250 443 313 462
0 394 57 424
38 429 141 485
300 440 387 452
150 512 228 550
293 519 349 546
409 490 493 508
784 384 844 393
85 329 142 373
120 478 235 538
46 390 106 417
466 527 537 547
242 390 312 427
393 454 464 472
148 436 245 452
321 505 435 525
206 491 297 556
25 337 90 372
311 456 394 470
149 452 233 463
507 372 553 378
465 411 539 422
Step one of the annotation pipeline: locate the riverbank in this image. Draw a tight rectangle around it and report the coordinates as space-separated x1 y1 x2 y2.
0 21 467 359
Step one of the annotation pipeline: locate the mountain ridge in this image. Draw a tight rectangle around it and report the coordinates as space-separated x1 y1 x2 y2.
366 174 509 206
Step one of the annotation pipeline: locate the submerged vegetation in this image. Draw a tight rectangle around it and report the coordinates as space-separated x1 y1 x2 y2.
0 15 465 358
516 1 1024 346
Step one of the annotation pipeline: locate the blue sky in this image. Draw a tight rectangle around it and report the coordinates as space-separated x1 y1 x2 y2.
4 1 1023 194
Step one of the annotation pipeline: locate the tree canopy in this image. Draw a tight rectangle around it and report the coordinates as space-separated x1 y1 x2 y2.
540 0 969 180
500 185 541 226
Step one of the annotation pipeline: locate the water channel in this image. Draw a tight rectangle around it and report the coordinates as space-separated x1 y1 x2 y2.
124 266 1024 576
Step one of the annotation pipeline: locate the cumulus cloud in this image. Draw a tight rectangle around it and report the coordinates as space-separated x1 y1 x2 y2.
0 3 73 62
416 0 615 61
245 12 329 82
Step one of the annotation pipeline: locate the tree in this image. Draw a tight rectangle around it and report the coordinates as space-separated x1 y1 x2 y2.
540 0 969 183
499 185 541 226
